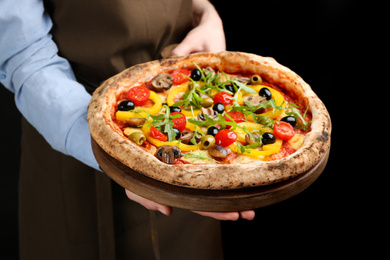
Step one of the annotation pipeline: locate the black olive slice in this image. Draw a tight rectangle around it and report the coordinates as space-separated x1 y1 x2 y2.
259 88 272 100
281 116 297 127
118 100 135 111
262 132 276 145
191 68 202 81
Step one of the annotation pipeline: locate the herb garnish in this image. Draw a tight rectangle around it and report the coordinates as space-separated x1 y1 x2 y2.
285 103 310 130
181 150 220 163
143 105 182 142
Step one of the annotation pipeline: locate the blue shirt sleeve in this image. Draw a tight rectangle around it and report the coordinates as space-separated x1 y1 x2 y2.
0 0 100 170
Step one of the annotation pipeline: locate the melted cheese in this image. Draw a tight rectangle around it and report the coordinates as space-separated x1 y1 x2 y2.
181 150 215 164
288 134 305 150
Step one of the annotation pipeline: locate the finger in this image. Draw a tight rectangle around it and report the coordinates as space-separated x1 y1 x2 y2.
192 211 240 221
171 39 203 57
239 210 256 220
125 189 172 216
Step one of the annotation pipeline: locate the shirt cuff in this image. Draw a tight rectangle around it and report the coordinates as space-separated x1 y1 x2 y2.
65 111 101 171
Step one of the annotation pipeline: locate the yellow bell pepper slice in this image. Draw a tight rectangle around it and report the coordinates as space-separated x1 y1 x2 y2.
234 122 273 143
141 123 201 152
166 83 201 117
229 139 283 159
116 90 162 121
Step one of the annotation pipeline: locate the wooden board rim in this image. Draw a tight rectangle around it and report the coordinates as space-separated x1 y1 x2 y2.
92 138 329 211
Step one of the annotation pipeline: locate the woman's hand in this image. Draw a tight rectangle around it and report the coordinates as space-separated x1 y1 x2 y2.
171 0 226 56
125 189 255 221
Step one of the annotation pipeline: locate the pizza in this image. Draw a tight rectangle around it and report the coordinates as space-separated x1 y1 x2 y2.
88 52 331 189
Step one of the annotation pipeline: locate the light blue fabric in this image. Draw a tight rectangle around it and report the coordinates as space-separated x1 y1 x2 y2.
0 0 100 170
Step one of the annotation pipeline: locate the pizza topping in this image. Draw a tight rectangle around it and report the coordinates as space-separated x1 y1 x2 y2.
207 126 219 136
203 66 216 78
243 95 267 107
209 144 232 159
170 112 186 132
125 118 146 127
213 92 234 107
128 132 146 145
273 121 295 141
223 111 245 125
224 84 236 94
245 132 262 145
170 69 191 85
200 135 216 149
199 95 214 108
190 68 202 81
172 127 182 140
214 129 238 147
127 86 150 106
150 126 168 141
169 106 182 113
156 145 181 164
250 75 262 85
180 131 200 144
284 104 310 130
212 102 225 114
151 73 174 92
118 100 135 111
281 115 297 127
198 107 218 121
262 132 276 145
236 76 250 84
259 87 272 100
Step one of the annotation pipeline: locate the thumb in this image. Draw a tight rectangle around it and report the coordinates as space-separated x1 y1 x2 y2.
170 44 195 57
170 36 203 57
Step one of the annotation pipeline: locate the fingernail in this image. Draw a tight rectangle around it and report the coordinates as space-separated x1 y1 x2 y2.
158 208 168 216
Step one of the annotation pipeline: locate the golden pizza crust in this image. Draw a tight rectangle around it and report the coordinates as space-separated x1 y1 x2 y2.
88 52 331 189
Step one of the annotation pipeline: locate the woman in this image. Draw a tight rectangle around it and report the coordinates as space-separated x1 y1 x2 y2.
0 0 254 259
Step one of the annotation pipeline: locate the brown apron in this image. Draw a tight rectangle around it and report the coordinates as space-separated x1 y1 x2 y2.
19 1 223 259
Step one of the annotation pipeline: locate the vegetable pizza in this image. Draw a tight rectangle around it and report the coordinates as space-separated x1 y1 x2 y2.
88 52 331 189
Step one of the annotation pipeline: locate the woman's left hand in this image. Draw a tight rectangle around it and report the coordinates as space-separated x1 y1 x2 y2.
171 0 226 56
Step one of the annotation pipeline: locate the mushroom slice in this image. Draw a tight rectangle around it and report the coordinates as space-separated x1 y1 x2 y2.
243 95 267 106
180 131 194 144
125 118 146 127
245 132 262 145
208 144 231 159
197 107 219 121
203 66 216 78
156 145 181 164
151 73 174 92
180 131 201 144
236 76 250 84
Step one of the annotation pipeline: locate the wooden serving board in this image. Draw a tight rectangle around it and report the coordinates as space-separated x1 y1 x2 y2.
92 138 329 212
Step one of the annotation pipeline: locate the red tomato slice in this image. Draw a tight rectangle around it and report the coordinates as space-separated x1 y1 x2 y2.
224 111 245 129
273 121 295 141
150 126 167 141
213 92 233 107
214 129 238 147
170 112 186 132
170 69 191 85
127 86 150 106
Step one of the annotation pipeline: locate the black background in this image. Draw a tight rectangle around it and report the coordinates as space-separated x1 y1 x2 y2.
1 1 387 259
